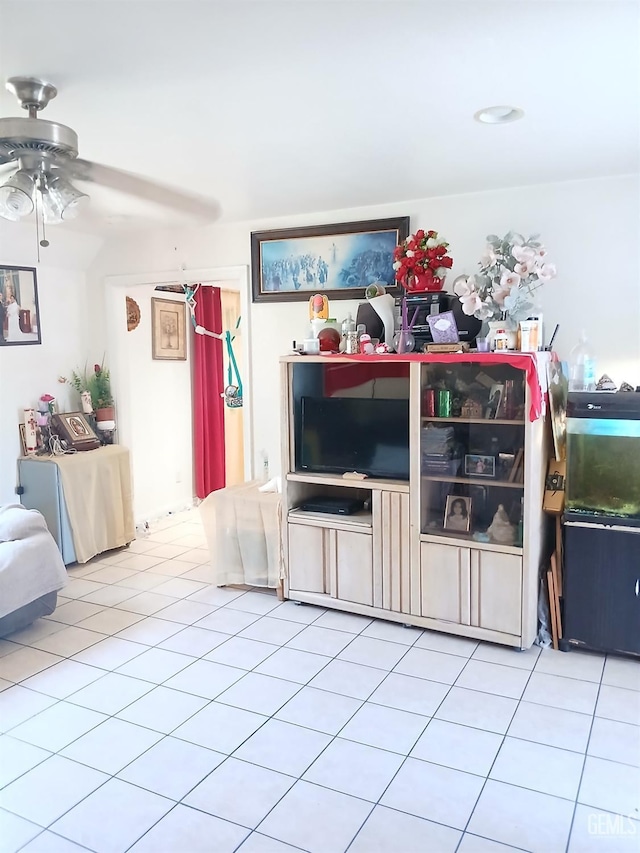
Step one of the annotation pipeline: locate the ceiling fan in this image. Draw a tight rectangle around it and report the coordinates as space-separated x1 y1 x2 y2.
0 76 221 231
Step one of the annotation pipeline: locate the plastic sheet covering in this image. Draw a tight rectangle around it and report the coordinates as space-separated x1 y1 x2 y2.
199 480 282 588
536 574 552 648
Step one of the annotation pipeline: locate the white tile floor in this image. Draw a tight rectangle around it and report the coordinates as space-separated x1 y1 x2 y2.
0 510 639 853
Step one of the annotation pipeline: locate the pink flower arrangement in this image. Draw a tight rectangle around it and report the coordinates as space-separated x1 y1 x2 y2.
455 231 556 327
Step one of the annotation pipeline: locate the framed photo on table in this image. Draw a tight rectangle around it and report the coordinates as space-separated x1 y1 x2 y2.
51 412 100 451
485 383 504 419
18 424 28 456
250 217 410 303
151 297 187 360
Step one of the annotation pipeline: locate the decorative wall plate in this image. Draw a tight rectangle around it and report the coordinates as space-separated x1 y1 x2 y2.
126 296 140 331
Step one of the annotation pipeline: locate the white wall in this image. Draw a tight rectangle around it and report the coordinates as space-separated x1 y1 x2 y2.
102 267 251 524
92 174 640 487
0 223 103 504
104 281 194 522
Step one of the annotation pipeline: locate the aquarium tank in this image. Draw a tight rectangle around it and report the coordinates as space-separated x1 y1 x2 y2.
566 393 640 523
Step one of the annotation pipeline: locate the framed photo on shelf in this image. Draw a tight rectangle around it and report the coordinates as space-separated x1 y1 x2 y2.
485 384 504 419
465 454 496 478
151 297 187 361
51 412 100 451
0 266 41 347
444 495 472 533
250 217 410 303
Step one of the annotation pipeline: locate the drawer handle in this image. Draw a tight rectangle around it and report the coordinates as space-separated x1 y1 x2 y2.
636 580 640 597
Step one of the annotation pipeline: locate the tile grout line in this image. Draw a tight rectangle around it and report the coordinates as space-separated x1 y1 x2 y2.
451 653 540 852
1 512 633 853
562 655 606 853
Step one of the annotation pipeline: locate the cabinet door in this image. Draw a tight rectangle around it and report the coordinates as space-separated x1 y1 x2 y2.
332 529 374 607
374 491 411 613
471 550 522 636
420 542 470 624
288 524 327 594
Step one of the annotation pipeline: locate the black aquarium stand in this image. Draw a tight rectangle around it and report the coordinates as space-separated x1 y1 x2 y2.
562 520 640 656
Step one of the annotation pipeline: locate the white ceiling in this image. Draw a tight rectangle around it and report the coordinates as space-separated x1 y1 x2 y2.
0 0 638 234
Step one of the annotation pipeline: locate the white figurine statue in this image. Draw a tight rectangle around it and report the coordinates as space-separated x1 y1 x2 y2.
487 504 516 545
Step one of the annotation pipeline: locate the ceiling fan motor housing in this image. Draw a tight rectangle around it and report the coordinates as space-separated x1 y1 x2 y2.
0 117 79 166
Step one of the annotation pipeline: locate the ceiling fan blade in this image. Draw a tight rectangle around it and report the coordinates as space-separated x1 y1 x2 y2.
62 158 221 221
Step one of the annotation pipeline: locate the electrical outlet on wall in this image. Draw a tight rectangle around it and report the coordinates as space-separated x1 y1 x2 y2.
175 470 182 483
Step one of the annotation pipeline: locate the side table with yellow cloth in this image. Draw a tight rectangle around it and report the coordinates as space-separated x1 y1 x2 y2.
199 480 282 588
17 446 135 564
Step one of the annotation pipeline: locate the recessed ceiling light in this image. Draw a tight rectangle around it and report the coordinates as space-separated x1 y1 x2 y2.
474 105 524 124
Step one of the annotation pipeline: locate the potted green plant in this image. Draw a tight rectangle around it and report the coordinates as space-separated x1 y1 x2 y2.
87 362 114 423
60 360 114 423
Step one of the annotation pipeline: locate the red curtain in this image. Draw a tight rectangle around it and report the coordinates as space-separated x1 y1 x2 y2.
193 286 226 498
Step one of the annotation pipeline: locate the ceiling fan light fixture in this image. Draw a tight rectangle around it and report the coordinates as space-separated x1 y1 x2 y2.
0 170 35 221
44 175 89 222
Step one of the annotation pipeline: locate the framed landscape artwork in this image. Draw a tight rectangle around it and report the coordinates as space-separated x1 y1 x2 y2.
0 266 41 346
151 297 187 360
250 217 410 303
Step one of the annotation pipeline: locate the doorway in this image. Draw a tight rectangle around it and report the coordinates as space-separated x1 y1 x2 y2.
220 288 244 487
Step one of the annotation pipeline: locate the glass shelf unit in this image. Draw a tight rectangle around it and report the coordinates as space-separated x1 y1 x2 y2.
420 362 527 543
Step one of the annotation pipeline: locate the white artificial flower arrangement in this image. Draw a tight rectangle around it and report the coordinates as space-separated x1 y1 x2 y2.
455 232 557 328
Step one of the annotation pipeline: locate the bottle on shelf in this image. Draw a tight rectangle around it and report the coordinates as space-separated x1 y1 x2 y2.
493 329 509 352
341 313 357 353
569 331 596 392
423 388 436 417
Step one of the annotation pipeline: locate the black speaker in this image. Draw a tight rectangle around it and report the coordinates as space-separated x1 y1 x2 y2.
450 299 483 345
355 302 386 343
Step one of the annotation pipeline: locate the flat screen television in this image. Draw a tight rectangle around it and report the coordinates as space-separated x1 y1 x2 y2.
299 396 410 480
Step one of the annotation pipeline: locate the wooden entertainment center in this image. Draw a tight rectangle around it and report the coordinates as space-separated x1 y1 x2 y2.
280 353 548 649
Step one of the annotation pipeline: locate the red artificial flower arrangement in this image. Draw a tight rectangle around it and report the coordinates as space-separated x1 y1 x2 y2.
393 229 453 292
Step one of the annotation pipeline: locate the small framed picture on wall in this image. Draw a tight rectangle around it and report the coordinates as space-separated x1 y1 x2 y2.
0 266 41 346
151 297 187 360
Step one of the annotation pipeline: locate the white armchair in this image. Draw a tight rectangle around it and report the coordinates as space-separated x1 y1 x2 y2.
0 504 68 636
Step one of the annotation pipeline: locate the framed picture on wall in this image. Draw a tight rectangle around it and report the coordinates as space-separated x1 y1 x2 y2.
0 266 41 346
151 297 187 360
250 217 410 303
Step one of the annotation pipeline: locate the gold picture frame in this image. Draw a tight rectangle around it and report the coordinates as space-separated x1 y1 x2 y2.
151 297 187 360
